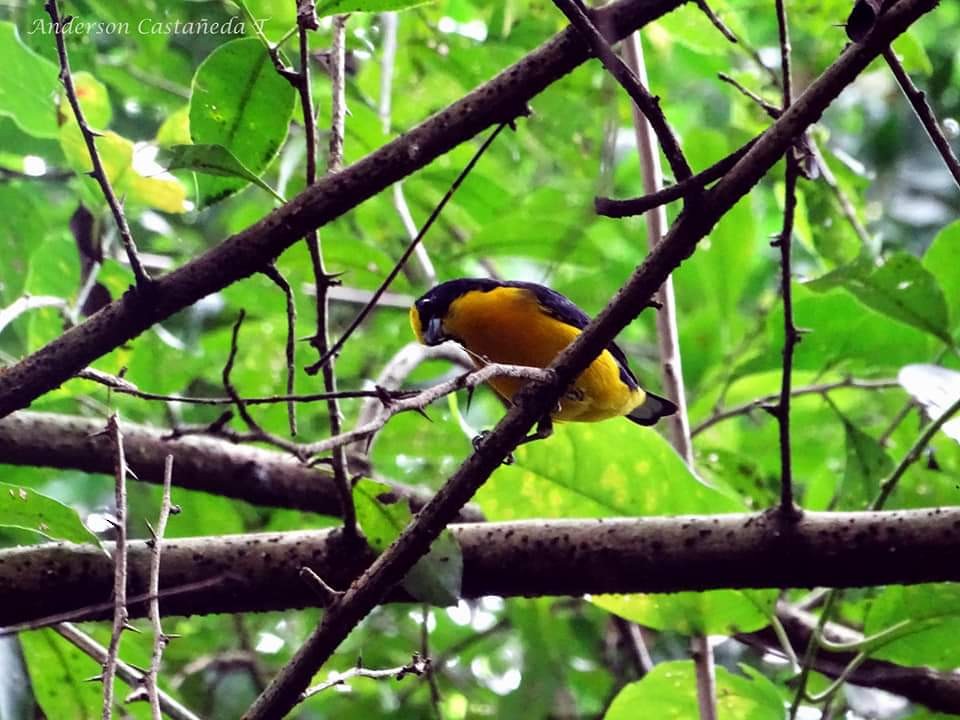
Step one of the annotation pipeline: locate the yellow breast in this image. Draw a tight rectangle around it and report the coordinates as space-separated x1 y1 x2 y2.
444 287 644 421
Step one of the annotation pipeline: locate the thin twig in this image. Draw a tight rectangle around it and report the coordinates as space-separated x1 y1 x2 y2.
44 1 151 289
300 567 343 607
377 14 437 286
624 32 708 717
54 623 202 720
262 264 299 435
691 634 718 720
696 0 782 89
593 138 756 218
611 616 654 677
328 15 349 173
222 311 306 458
788 590 838 718
883 46 960 190
717 72 782 118
146 455 176 720
552 0 693 183
379 12 399 133
304 122 507 375
77 367 399 405
694 0 737 42
394 183 438 286
872 392 960 509
103 414 130 720
290 14 357 538
691 377 899 437
303 363 553 457
299 653 429 701
810 141 872 247
0 295 70 338
774 158 800 514
420 606 443 718
348 342 473 463
773 0 801 517
624 33 693 463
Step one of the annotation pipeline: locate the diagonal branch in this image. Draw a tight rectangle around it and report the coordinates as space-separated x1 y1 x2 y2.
243 2 940 715
883 46 960 190
0 0 689 420
552 0 693 183
593 138 757 218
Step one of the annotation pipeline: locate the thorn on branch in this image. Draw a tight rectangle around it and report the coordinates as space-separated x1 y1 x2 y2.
299 567 343 607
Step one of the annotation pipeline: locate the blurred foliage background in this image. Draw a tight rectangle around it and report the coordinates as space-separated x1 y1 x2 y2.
1 0 959 717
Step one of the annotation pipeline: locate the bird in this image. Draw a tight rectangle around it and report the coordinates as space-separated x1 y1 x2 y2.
409 278 676 442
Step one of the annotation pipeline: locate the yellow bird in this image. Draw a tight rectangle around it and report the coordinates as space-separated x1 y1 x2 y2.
409 279 676 433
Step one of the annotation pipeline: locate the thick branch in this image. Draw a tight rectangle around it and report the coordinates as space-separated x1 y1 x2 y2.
2 509 960 628
0 0 687 419
0 411 482 522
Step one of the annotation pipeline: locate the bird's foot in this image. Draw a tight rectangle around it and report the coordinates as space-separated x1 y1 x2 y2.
472 430 515 465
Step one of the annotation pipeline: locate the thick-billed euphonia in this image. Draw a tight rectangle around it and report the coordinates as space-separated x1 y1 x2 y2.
409 278 677 426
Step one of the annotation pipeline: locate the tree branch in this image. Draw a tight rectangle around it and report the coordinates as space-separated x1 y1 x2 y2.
0 411 483 522
2 509 960 628
54 623 201 720
740 603 960 715
0 0 688 419
883 46 960 190
103 414 130 720
552 0 693 182
243 1 940 714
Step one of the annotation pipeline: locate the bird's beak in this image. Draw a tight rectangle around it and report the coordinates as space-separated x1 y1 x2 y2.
424 317 445 345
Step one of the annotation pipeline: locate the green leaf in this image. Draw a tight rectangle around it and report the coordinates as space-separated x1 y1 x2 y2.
155 106 191 148
475 423 742 520
923 220 960 331
166 143 285 203
0 482 101 545
189 38 295 206
475 424 775 633
741 286 935 377
21 629 102 719
58 122 187 214
892 29 933 75
797 177 863 267
317 0 435 17
593 590 776 635
838 412 894 509
0 22 60 139
0 183 47 305
805 253 952 344
63 72 113 131
865 584 960 668
354 479 462 605
604 661 784 719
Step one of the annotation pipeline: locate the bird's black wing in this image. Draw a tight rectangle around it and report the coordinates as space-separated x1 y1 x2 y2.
506 281 641 391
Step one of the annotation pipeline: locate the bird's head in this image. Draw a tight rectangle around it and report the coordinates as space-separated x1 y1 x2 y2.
410 278 499 346
409 293 447 346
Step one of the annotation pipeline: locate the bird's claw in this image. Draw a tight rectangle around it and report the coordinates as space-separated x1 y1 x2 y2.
471 430 514 465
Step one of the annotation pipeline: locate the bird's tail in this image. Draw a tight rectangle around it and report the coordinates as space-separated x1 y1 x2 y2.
626 391 678 426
